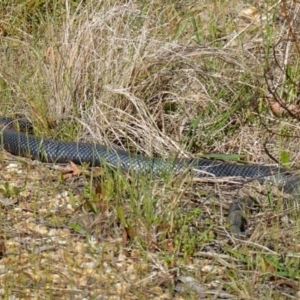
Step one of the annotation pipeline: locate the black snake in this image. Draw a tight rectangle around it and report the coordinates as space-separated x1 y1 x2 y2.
0 116 297 188
0 116 298 233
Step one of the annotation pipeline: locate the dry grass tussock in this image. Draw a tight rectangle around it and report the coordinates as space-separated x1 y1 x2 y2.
45 2 247 157
1 0 300 299
1 1 273 158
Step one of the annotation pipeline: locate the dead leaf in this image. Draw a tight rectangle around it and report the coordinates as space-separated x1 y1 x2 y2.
82 179 110 212
263 259 277 274
125 226 136 240
265 97 300 117
0 233 6 258
275 279 298 290
94 181 107 199
121 229 130 256
121 226 135 256
91 167 105 177
0 24 7 37
69 161 81 176
63 161 81 179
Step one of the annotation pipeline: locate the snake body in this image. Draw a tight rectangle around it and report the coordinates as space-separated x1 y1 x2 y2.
1 116 299 235
0 116 297 192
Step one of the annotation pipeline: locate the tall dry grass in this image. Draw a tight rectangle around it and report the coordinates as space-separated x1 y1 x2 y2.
1 0 283 160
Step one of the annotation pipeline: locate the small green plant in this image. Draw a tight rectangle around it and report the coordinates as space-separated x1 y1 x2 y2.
173 207 215 257
0 181 23 198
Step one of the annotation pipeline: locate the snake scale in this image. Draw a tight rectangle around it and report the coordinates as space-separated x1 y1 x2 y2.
0 116 298 234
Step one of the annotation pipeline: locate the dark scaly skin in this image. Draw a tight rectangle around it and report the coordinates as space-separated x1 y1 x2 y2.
228 197 255 235
0 117 298 234
0 117 291 179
